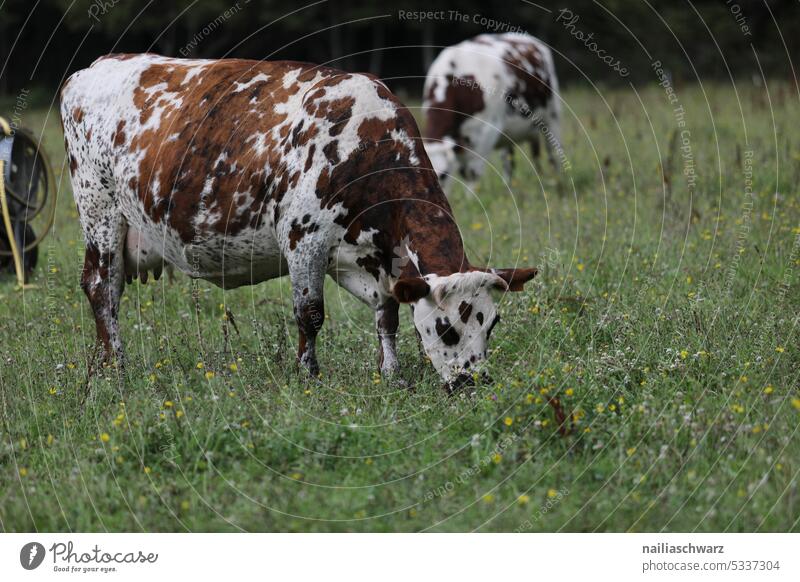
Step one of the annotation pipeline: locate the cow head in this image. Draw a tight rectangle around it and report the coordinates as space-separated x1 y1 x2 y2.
392 268 538 391
423 138 457 193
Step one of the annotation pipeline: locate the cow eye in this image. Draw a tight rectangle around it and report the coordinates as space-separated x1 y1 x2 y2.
487 314 500 339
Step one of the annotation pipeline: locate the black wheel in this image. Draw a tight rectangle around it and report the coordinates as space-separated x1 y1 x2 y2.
0 223 37 282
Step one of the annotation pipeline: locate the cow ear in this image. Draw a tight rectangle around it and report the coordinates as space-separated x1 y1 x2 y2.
392 277 431 303
490 267 538 292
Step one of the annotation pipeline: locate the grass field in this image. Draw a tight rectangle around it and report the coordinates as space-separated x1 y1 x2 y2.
1 81 798 532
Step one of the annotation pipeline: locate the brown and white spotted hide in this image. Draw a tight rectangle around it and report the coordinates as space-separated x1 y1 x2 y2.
60 54 538 388
423 33 561 192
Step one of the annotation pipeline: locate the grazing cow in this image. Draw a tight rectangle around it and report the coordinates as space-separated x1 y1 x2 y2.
423 33 562 192
60 54 538 389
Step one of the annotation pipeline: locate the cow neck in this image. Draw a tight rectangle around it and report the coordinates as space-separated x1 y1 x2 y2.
395 197 470 278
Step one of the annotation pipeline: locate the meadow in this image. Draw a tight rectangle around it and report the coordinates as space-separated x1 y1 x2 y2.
0 80 798 532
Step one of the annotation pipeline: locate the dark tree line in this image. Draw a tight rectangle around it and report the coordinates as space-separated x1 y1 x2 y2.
1 0 797 101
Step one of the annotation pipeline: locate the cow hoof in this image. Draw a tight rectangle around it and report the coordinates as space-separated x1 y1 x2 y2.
299 364 321 379
386 375 414 391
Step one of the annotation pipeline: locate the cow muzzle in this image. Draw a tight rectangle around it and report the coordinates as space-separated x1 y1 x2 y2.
445 370 492 394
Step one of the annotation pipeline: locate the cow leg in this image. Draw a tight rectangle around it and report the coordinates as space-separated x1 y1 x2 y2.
80 221 126 366
64 106 126 366
540 115 563 173
527 133 542 176
330 269 400 378
500 143 515 184
290 259 326 377
376 299 400 376
530 133 542 162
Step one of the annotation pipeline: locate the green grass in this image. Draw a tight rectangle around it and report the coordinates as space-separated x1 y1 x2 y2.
1 82 799 532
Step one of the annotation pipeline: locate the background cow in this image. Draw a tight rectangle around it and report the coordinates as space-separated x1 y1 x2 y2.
60 54 538 389
423 33 562 193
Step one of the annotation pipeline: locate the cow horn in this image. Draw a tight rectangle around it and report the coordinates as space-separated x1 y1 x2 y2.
432 283 449 310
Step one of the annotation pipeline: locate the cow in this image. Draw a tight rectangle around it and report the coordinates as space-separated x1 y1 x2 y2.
422 33 562 193
60 54 538 390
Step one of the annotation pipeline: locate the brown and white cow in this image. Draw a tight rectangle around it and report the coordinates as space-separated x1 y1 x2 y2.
60 54 537 389
423 33 562 192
